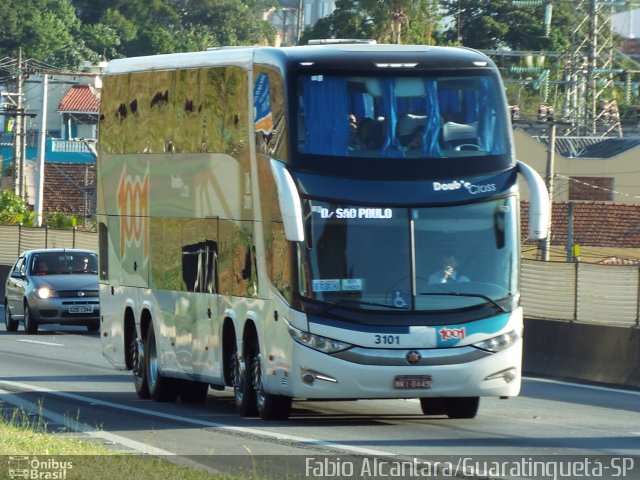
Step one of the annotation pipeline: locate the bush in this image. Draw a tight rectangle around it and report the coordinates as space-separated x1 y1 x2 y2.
0 189 30 224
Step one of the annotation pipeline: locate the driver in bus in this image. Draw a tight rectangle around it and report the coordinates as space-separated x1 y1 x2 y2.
428 253 470 284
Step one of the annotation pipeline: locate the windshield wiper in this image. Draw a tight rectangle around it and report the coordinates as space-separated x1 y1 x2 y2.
418 291 506 313
319 298 408 315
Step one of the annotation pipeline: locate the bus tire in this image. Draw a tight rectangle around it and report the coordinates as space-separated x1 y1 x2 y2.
419 397 446 416
233 347 257 416
145 321 178 402
252 352 292 420
445 397 479 419
132 336 150 399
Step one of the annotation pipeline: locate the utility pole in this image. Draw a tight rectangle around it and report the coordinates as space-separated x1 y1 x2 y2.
541 122 556 261
13 48 25 198
35 74 48 227
296 0 303 45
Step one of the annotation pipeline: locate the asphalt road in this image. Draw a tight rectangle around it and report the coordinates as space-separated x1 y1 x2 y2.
1 307 639 479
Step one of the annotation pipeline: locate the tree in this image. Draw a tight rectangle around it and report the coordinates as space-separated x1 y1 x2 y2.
0 0 98 68
301 0 441 46
439 0 575 52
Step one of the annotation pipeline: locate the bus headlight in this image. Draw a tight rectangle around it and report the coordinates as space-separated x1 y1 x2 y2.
473 330 519 353
287 323 351 354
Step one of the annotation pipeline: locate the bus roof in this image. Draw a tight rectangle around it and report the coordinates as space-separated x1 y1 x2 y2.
105 44 496 76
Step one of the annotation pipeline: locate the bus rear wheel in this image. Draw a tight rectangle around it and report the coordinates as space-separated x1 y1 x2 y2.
252 351 292 420
132 336 150 399
232 347 257 416
145 321 178 402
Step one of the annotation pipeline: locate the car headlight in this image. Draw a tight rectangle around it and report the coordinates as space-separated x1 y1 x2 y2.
473 330 519 353
35 287 58 299
287 322 351 354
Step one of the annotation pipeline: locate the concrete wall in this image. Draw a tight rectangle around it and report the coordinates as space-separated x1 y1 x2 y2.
523 318 640 388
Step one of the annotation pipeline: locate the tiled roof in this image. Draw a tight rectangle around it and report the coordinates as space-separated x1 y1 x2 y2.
521 201 640 248
598 257 640 265
57 85 100 113
43 163 96 216
536 135 640 158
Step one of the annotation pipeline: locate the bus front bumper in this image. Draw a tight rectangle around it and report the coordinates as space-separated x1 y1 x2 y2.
270 339 522 400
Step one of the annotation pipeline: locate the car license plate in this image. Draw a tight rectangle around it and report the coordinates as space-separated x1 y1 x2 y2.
69 305 93 313
394 375 432 389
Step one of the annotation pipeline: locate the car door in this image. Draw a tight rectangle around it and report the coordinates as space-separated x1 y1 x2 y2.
5 255 27 320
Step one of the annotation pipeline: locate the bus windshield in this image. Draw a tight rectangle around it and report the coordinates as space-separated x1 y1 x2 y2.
298 196 519 312
296 73 509 159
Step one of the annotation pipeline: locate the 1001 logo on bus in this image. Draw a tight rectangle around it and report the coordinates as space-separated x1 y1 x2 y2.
439 327 465 341
117 165 149 259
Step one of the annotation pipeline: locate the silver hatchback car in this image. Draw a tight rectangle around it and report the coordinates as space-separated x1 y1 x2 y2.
4 249 100 334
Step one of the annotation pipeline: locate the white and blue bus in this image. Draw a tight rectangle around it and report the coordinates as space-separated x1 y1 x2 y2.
97 43 548 420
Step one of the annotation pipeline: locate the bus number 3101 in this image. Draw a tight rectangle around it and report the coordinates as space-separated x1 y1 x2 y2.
374 334 401 345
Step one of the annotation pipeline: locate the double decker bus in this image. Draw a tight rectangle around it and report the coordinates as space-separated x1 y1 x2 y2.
97 43 548 420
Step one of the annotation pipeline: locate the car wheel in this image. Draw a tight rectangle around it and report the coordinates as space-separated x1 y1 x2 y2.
253 351 292 420
24 304 38 335
145 321 178 402
4 300 18 332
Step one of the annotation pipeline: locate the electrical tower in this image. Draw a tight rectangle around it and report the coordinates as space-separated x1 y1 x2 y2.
562 0 624 136
510 0 639 137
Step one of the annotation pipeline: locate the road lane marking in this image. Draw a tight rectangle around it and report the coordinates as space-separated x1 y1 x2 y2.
0 380 395 457
0 387 174 456
17 339 65 347
524 376 640 396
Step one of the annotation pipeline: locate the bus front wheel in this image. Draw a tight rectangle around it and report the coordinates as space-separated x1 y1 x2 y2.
420 397 479 419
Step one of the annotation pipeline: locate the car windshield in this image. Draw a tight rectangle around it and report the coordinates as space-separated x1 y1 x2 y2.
298 197 519 313
296 73 508 159
31 253 98 275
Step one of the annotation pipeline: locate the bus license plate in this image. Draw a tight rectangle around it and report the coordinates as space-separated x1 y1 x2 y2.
394 375 432 389
69 305 93 313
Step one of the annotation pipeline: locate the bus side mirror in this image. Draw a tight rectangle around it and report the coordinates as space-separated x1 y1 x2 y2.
517 161 549 240
270 159 305 242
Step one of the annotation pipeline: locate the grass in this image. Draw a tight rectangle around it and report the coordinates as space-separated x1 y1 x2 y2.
0 406 255 480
